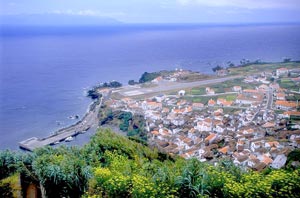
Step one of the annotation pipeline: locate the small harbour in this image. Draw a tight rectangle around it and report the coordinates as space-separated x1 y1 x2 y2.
19 99 103 151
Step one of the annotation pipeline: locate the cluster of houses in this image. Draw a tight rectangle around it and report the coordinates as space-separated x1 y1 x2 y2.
150 69 197 83
104 67 300 171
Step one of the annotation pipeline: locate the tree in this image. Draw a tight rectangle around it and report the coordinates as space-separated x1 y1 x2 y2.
139 72 160 83
87 89 101 100
253 59 262 64
128 80 138 85
286 149 300 168
228 63 235 67
109 81 122 88
240 58 250 66
227 61 235 68
32 146 90 198
0 181 13 198
175 159 211 198
118 112 132 131
212 65 224 72
0 150 20 180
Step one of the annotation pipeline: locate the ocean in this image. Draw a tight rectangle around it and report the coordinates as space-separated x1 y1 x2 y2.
1 24 300 149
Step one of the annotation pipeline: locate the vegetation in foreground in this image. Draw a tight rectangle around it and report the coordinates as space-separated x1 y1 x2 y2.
1 129 300 198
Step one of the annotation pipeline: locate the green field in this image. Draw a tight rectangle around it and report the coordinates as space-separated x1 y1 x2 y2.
219 94 237 101
186 78 256 95
221 107 241 114
228 61 300 76
279 78 299 91
184 93 237 105
190 87 206 95
184 96 218 104
286 93 300 101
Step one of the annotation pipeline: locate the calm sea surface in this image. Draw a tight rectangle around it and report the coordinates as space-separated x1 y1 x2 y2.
1 24 300 149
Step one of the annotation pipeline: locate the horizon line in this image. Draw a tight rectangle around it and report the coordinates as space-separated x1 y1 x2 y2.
1 21 300 27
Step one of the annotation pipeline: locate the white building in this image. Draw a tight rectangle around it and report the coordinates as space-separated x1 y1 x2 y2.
276 68 289 76
270 154 287 169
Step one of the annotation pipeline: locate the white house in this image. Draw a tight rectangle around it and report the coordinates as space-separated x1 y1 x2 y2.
195 118 212 132
178 90 186 96
233 86 242 92
275 100 297 111
270 154 287 169
276 93 286 100
172 118 185 126
251 141 263 152
214 125 225 133
206 87 215 95
276 68 289 76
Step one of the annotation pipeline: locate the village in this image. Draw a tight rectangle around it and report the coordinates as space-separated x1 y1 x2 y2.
100 66 300 171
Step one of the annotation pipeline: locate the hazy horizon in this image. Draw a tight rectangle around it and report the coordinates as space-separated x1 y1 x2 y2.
1 0 300 25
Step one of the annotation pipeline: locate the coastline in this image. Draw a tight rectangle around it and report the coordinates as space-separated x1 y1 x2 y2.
17 60 300 151
54 99 100 135
18 96 104 151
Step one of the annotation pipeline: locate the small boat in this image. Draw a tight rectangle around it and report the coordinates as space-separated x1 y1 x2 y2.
65 136 74 142
68 115 79 119
79 130 87 134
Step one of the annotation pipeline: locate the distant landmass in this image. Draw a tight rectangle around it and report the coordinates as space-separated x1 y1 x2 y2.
0 14 122 26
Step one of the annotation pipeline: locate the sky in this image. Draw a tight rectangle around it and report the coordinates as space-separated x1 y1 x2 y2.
0 0 300 24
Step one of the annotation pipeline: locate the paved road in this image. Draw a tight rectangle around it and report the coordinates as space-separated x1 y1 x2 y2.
266 88 273 110
117 75 241 97
168 91 239 97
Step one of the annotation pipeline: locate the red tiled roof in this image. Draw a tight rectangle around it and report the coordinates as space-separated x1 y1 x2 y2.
205 133 216 141
277 67 288 71
208 99 216 105
262 155 273 165
275 100 297 108
193 102 204 108
218 146 229 154
262 122 275 128
151 131 159 135
284 111 300 116
243 89 260 93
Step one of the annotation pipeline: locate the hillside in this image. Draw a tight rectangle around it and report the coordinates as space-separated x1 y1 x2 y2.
1 129 300 198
